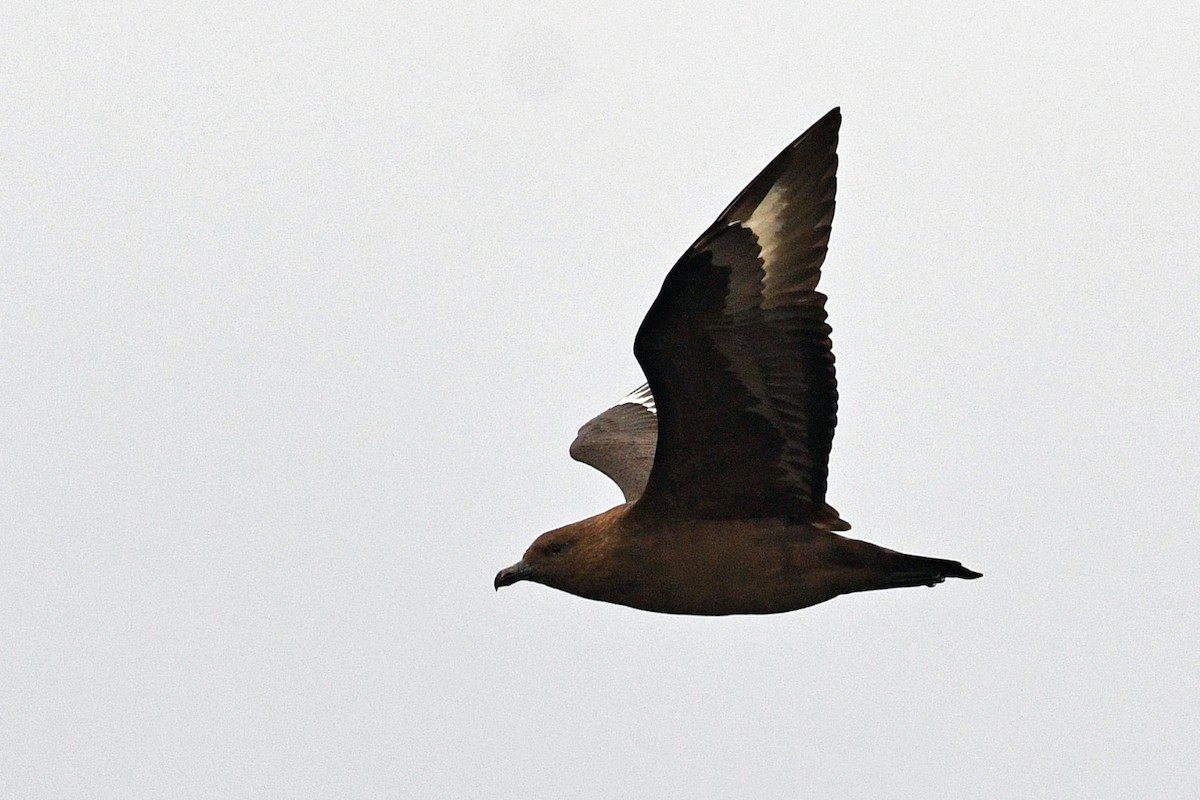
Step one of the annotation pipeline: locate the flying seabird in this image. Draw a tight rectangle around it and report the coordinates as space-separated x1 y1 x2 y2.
495 108 981 615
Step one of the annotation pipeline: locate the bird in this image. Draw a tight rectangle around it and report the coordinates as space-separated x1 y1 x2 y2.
495 108 981 615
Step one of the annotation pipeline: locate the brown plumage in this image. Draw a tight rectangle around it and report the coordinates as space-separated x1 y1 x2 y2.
495 108 980 615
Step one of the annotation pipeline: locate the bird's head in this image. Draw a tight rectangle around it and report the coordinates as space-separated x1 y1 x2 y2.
494 527 584 592
495 514 621 595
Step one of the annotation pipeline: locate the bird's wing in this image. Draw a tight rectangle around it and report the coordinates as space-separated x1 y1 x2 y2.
569 385 658 503
632 107 848 530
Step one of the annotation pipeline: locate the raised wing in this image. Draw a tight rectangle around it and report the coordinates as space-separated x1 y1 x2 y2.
632 107 848 529
569 385 657 503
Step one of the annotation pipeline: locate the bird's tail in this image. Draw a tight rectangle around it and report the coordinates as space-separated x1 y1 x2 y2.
884 552 982 588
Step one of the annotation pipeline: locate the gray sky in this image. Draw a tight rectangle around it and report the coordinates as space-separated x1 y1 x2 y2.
3 2 1197 798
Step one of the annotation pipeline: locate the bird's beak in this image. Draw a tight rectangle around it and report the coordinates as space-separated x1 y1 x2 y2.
494 560 534 590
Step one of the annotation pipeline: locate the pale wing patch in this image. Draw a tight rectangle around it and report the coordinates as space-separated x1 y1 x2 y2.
743 183 788 279
618 384 656 414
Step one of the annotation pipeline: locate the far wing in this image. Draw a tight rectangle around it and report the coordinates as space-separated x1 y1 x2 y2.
569 385 657 503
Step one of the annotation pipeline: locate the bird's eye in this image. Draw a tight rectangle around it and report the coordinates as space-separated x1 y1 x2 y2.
547 542 566 556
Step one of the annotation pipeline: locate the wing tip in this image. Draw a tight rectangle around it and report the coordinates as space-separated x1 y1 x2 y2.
803 106 842 145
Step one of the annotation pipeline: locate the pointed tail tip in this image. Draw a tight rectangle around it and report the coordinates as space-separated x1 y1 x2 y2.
955 564 983 580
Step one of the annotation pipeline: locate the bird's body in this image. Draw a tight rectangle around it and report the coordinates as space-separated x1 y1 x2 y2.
495 108 980 615
510 504 977 615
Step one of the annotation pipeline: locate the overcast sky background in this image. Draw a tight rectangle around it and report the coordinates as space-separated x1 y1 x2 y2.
3 3 1198 798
